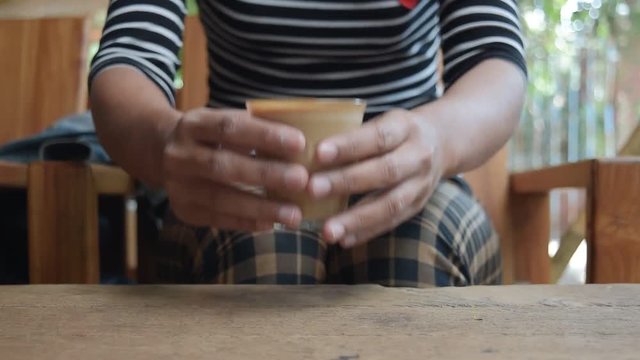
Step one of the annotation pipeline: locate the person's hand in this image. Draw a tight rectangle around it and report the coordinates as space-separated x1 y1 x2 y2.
308 109 447 248
162 108 309 231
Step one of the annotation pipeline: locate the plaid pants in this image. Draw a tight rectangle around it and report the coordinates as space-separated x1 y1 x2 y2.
152 180 501 287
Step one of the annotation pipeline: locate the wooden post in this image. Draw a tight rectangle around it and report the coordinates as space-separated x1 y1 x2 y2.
27 162 99 284
125 196 138 281
588 160 640 283
551 125 640 282
176 15 208 111
510 192 551 284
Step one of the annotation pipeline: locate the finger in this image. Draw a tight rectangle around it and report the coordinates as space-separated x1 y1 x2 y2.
322 177 427 247
308 144 429 198
166 179 302 228
171 201 268 232
315 110 413 166
220 143 254 157
164 144 309 192
184 109 306 158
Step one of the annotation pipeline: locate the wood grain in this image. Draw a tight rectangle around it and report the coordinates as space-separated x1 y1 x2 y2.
0 17 89 145
510 192 551 283
27 162 99 284
552 127 640 281
0 161 133 195
91 164 134 195
509 161 593 284
0 161 27 188
588 159 640 283
176 15 209 112
0 285 638 360
511 160 595 194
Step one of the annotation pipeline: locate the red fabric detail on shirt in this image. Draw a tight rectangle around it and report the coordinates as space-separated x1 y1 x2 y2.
399 0 418 9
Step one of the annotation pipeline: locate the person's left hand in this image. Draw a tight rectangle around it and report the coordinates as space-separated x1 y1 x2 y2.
308 108 447 248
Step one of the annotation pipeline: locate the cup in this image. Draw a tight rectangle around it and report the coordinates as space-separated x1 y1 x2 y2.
246 98 366 231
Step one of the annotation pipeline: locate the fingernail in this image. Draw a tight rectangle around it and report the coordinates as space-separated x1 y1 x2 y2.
317 142 338 163
282 132 305 152
326 222 345 242
284 167 307 190
341 235 357 248
278 206 300 226
310 176 331 198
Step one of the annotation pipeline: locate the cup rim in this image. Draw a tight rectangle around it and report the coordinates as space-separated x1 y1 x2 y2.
246 97 366 113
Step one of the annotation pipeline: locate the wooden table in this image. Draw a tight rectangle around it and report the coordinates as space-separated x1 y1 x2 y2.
1 285 639 359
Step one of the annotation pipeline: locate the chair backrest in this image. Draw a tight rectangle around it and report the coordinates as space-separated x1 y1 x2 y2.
176 16 209 111
177 16 516 282
0 17 89 145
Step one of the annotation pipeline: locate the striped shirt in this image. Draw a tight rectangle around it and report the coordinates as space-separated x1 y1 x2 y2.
90 0 526 118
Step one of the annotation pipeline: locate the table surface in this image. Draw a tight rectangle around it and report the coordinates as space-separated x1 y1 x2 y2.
1 285 639 360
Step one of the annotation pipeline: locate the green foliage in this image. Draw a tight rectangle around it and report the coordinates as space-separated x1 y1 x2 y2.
512 0 638 170
186 0 199 15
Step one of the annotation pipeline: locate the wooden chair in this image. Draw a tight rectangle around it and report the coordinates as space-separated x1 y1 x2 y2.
176 16 640 284
0 15 135 284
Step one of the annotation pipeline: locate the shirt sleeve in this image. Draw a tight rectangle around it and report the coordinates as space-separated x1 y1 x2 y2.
89 0 187 106
438 0 527 90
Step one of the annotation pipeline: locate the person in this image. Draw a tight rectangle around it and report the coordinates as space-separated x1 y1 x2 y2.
89 0 526 286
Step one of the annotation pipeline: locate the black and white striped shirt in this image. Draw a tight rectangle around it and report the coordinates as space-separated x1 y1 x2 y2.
90 0 526 118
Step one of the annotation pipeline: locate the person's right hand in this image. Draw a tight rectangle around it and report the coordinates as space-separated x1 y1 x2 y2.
162 108 308 231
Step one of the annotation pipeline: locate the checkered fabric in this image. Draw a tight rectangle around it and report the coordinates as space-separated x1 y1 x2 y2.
151 180 501 287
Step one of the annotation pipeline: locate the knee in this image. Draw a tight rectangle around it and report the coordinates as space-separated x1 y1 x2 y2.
359 181 500 287
212 230 328 284
424 181 502 285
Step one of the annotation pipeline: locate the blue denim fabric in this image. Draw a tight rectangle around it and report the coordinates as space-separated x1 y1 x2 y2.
0 112 111 164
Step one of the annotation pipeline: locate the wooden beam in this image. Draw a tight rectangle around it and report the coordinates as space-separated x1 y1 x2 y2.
511 160 595 194
588 159 640 283
28 161 100 284
92 164 134 195
550 211 586 282
619 123 640 156
0 161 27 188
551 128 640 283
510 192 551 283
0 161 133 195
176 15 208 112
